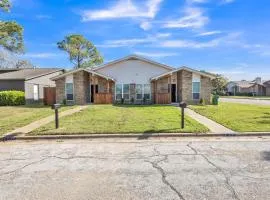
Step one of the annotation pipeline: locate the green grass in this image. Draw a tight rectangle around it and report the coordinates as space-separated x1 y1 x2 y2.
0 105 76 135
190 103 270 132
30 105 209 135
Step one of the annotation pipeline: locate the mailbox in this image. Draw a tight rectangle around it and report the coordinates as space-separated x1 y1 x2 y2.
51 104 61 129
179 102 187 108
51 104 61 110
179 102 187 129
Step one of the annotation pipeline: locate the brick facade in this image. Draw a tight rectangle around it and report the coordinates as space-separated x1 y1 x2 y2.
181 70 193 103
73 71 89 105
55 69 213 105
201 76 212 104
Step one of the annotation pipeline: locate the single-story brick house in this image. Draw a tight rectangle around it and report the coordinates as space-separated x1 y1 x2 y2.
0 68 64 104
52 55 215 105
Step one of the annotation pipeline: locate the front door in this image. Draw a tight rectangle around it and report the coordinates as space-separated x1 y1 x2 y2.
91 85 94 103
171 84 176 103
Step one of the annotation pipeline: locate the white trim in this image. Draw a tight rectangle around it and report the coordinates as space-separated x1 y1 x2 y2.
150 66 215 81
51 68 115 81
192 81 201 100
33 84 39 101
65 82 74 101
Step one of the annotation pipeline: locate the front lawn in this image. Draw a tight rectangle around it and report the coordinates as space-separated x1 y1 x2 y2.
221 96 270 100
30 105 209 135
0 105 76 135
190 103 270 132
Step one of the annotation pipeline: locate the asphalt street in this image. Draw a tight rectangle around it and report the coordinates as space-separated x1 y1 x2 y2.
0 137 270 200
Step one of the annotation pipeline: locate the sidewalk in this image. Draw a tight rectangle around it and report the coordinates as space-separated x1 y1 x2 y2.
185 108 235 133
3 105 89 137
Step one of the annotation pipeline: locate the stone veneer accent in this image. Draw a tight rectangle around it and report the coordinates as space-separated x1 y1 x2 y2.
73 71 89 105
55 77 65 104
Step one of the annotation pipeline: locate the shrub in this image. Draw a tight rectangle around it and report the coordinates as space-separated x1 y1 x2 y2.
199 98 205 105
121 98 124 104
0 91 25 106
212 94 219 105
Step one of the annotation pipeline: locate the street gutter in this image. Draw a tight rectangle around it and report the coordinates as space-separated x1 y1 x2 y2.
1 132 270 141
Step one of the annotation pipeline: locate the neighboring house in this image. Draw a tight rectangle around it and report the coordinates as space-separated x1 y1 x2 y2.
0 68 21 74
0 68 64 104
227 77 268 96
52 55 215 105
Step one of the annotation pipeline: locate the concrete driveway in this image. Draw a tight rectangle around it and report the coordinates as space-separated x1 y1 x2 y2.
220 97 270 105
1 137 270 200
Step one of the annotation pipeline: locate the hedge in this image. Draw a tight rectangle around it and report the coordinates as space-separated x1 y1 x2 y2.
0 91 25 106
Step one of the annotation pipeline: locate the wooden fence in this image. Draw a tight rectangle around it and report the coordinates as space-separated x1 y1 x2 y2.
44 87 56 105
156 93 170 104
94 93 113 104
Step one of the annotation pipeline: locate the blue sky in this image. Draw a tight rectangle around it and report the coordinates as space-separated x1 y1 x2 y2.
1 0 270 80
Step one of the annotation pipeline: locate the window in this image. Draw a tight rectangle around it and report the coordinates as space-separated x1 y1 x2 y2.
136 84 143 99
144 84 151 100
123 84 130 99
115 84 122 100
192 82 200 100
33 85 39 101
66 83 74 101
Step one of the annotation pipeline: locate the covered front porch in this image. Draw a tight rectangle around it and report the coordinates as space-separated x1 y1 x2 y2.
88 71 115 104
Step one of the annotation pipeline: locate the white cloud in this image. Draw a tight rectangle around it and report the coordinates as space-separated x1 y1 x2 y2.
221 0 235 4
81 0 163 21
140 21 152 30
24 53 58 58
156 33 171 38
134 51 179 58
36 14 52 20
159 38 220 48
186 0 208 3
98 33 171 48
162 7 209 29
196 31 222 36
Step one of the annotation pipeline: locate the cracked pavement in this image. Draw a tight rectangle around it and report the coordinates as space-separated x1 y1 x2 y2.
0 137 270 200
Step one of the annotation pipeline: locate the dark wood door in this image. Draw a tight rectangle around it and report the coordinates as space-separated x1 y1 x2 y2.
91 85 94 103
171 84 176 102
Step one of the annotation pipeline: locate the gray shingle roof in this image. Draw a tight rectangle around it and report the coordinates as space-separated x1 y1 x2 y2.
0 68 63 80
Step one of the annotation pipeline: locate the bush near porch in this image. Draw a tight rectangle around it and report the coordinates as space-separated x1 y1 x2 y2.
190 102 270 132
31 105 209 135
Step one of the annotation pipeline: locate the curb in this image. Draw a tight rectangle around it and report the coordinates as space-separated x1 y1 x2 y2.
1 132 270 141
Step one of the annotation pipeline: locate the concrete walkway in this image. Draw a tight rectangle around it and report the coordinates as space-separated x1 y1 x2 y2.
3 105 89 137
185 108 235 133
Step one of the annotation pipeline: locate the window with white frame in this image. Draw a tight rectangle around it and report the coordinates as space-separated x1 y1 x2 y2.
65 75 74 101
33 84 39 101
144 84 151 100
66 83 74 101
192 74 201 100
136 84 143 100
123 84 130 100
115 84 122 100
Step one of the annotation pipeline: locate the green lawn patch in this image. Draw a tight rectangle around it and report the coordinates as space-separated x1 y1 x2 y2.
0 105 76 135
190 103 270 132
30 105 209 135
221 96 270 100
